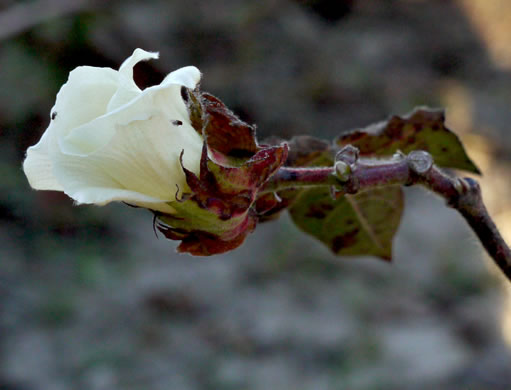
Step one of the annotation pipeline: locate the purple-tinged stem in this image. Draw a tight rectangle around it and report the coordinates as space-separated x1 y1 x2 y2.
263 150 511 283
262 166 337 192
263 158 412 196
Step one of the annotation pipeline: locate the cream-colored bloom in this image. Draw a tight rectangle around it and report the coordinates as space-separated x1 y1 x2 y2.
23 48 203 214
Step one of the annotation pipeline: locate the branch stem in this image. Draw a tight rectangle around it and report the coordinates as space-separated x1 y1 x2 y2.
263 151 511 283
261 166 337 192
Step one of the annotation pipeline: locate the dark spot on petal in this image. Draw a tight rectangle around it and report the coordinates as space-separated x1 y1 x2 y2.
172 120 183 126
181 86 189 103
51 111 57 120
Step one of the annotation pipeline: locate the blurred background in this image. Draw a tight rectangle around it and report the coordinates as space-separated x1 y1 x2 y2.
2 0 511 389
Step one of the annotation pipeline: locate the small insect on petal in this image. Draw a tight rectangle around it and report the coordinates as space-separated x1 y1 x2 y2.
22 48 204 213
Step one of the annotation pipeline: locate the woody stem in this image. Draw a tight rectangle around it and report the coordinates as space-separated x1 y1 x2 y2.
263 150 511 283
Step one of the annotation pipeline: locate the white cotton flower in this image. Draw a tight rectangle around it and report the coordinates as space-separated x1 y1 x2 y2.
23 48 203 214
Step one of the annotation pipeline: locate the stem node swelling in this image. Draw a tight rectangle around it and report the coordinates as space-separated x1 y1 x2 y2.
263 149 511 283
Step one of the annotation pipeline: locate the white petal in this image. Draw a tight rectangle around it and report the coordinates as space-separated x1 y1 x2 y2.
59 102 153 157
61 76 197 157
52 66 119 139
106 84 141 114
54 109 203 208
118 48 159 80
23 65 118 190
50 146 178 215
107 49 159 112
161 66 201 90
23 130 63 191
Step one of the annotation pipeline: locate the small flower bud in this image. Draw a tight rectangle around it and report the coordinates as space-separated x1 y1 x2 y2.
334 160 351 182
335 145 359 165
407 150 433 175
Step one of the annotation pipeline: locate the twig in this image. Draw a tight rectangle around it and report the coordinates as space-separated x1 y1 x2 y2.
409 151 511 282
424 171 511 281
262 149 511 283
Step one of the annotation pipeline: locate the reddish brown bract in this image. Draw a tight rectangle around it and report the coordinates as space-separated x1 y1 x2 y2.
155 90 288 255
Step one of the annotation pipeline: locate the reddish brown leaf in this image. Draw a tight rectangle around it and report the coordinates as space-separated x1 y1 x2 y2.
186 91 261 165
336 107 480 173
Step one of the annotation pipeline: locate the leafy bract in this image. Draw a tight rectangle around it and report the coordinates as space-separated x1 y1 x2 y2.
156 91 288 255
188 91 260 166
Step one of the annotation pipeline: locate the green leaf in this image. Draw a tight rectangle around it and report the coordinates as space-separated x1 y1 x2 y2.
288 186 404 261
336 107 480 174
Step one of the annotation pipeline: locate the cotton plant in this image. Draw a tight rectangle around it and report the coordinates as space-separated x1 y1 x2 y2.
24 49 511 282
